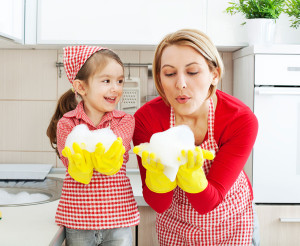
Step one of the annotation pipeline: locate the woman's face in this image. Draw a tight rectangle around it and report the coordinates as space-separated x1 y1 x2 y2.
160 45 219 116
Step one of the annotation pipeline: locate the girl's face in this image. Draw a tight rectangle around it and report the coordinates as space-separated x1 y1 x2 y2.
160 45 219 117
82 59 124 117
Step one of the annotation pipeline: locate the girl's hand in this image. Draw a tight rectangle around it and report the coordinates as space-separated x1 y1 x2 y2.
62 142 94 184
176 147 214 193
92 137 125 175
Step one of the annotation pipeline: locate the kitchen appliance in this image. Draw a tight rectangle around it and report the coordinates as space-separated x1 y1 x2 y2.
0 164 52 180
121 76 140 112
233 45 300 203
0 177 63 206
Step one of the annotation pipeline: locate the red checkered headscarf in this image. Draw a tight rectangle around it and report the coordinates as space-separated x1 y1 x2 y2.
63 45 107 85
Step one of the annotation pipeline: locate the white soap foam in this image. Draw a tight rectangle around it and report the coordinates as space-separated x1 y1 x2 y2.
137 125 195 181
0 190 50 205
65 124 117 153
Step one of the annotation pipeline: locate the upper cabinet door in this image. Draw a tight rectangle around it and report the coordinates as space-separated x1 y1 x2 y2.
36 0 207 46
0 0 24 43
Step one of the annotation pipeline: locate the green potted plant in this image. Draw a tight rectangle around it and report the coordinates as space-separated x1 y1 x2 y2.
284 0 300 28
225 0 286 45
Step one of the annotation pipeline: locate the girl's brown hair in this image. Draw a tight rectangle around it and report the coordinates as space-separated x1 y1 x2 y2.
46 49 123 157
153 28 224 105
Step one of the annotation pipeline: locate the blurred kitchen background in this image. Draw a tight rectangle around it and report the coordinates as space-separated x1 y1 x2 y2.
0 0 298 171
0 1 300 245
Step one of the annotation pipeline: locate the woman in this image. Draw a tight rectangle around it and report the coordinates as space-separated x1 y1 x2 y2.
133 29 259 245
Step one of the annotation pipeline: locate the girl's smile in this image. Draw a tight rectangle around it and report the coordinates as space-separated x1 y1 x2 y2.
104 96 118 103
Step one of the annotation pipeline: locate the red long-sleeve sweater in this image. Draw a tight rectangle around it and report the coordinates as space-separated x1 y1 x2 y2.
133 90 258 214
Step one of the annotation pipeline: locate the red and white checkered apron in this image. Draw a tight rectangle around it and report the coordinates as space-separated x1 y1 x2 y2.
55 104 140 230
156 98 253 245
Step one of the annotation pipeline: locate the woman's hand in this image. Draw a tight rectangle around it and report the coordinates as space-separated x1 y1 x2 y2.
92 137 125 175
62 142 94 184
133 146 177 193
176 147 214 193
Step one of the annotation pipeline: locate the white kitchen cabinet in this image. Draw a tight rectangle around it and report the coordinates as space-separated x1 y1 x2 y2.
256 205 300 246
0 0 24 43
233 45 300 185
233 45 300 245
36 0 206 46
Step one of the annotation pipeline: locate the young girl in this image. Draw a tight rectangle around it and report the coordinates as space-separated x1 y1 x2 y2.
47 45 139 246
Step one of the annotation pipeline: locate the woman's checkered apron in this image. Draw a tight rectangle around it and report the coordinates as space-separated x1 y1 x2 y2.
156 98 253 245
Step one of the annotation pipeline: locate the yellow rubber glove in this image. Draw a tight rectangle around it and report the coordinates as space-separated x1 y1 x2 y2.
133 146 177 193
176 147 214 193
92 137 125 175
62 142 94 184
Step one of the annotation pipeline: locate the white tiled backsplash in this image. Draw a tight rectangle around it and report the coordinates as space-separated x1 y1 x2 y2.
0 49 232 169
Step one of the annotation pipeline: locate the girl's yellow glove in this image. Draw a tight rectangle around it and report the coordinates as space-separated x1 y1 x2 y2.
133 147 177 193
92 137 125 175
62 142 94 184
176 147 214 193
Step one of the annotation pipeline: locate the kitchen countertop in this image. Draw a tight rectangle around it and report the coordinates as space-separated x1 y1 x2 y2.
0 200 62 246
0 168 145 246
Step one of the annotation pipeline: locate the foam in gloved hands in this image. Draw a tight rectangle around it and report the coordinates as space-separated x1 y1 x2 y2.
137 125 195 182
65 124 117 153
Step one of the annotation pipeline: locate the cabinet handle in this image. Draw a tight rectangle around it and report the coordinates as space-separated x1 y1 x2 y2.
287 67 300 72
257 90 300 95
280 218 300 223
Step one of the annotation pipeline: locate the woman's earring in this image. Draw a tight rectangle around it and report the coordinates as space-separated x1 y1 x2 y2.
211 80 217 86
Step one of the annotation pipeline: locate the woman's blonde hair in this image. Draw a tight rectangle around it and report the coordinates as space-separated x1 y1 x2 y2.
153 29 224 104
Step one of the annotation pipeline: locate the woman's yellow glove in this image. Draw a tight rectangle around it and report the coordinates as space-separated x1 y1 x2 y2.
62 142 94 184
133 146 177 193
92 137 125 175
176 147 214 193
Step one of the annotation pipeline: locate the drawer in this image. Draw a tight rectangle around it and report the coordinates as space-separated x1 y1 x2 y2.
255 55 300 86
256 205 300 246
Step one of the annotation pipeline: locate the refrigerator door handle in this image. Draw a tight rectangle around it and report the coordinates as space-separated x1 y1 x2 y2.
256 88 300 95
287 67 300 72
280 218 300 223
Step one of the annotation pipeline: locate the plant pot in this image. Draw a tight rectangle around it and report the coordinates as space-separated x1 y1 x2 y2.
246 18 276 45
